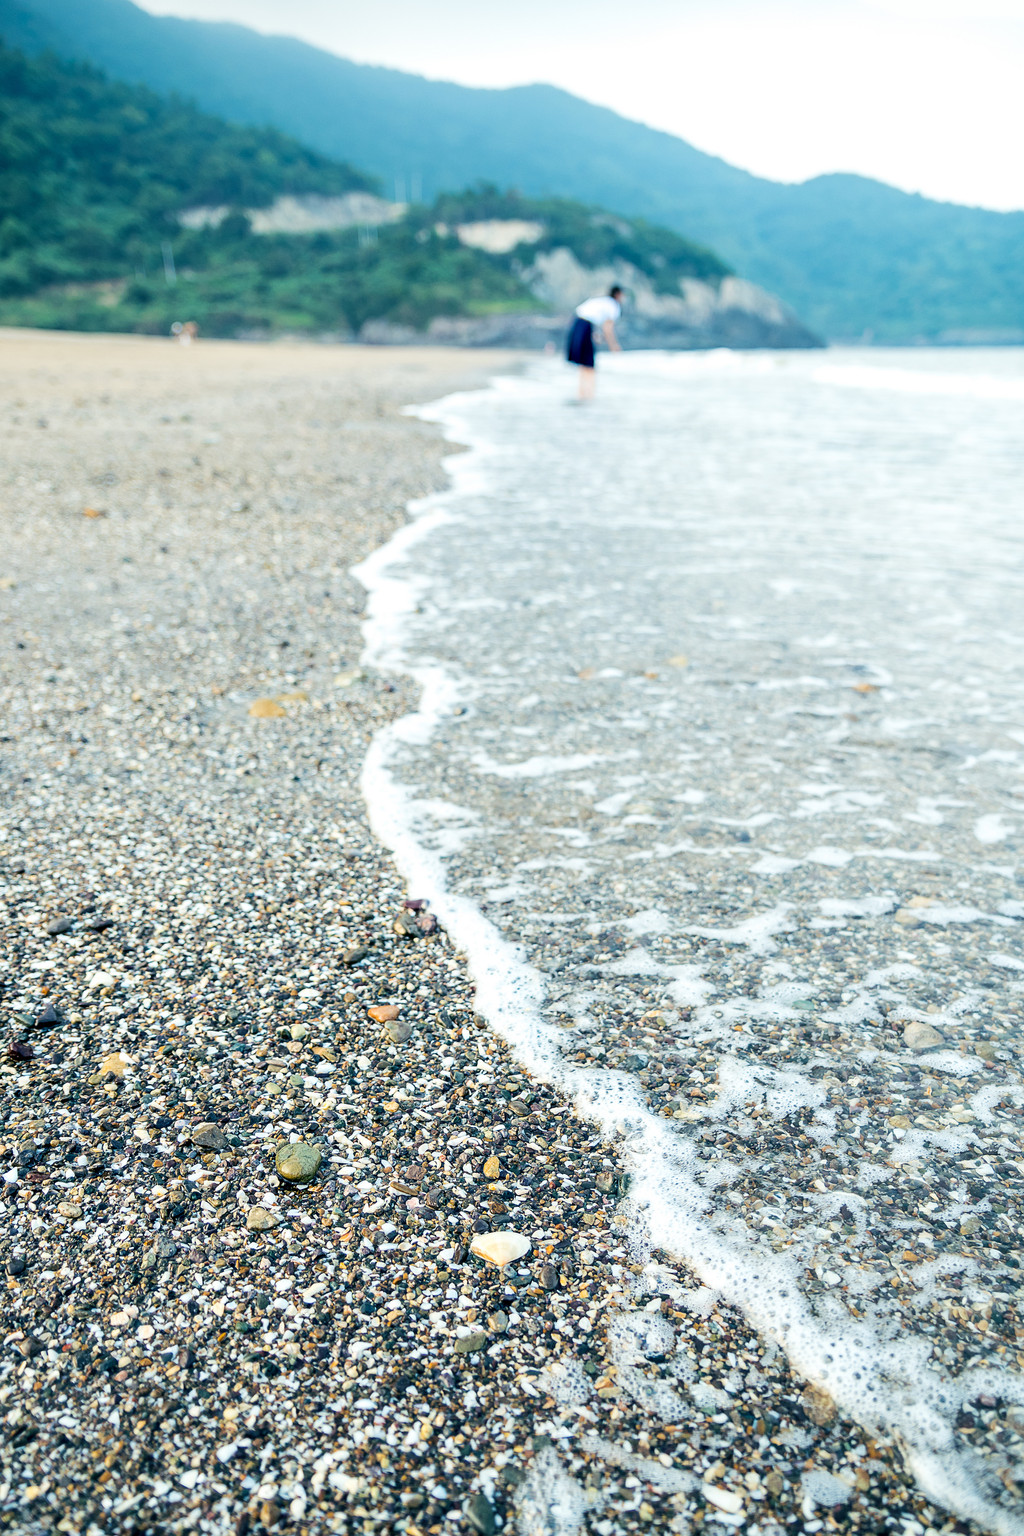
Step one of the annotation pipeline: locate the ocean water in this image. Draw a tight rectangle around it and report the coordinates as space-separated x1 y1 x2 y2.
356 348 1024 1531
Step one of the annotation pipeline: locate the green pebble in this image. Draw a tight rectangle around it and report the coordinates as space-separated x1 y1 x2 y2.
275 1141 322 1183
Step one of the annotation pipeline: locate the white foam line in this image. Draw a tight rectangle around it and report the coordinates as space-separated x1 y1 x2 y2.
355 375 1024 1535
815 362 1024 402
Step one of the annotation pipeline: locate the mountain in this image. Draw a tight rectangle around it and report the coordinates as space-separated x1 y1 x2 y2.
2 0 1024 342
0 42 818 346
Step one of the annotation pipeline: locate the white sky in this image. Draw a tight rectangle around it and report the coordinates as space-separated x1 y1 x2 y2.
138 0 1024 211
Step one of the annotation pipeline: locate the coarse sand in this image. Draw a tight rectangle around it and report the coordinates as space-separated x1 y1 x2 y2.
0 332 979 1535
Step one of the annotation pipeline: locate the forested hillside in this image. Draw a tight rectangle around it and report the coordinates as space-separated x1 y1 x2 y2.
0 44 753 341
3 0 1024 340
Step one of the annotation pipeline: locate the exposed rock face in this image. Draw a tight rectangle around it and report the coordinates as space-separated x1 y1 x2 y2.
361 245 822 350
179 192 404 234
522 246 822 350
455 219 545 254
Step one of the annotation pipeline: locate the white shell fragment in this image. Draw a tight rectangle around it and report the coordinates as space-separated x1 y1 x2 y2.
702 1485 743 1514
470 1231 531 1268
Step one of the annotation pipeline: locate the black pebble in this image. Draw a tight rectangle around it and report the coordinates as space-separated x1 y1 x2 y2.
7 1256 26 1277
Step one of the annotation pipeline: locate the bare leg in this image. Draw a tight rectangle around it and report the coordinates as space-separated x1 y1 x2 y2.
578 366 596 401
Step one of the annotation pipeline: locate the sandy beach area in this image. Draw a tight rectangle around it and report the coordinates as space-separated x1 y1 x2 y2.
0 332 975 1536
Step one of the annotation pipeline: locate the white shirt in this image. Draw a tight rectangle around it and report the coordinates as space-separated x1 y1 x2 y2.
575 295 621 326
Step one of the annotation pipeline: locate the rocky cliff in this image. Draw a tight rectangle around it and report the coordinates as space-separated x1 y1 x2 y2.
363 221 823 350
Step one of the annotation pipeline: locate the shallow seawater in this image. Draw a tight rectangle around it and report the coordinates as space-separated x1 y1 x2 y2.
358 347 1024 1529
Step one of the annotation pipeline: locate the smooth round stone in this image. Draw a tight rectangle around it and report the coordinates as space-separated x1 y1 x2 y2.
275 1142 321 1183
386 1020 413 1044
903 1019 944 1052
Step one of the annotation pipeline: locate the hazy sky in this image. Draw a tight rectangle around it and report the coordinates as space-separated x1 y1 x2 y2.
138 0 1024 210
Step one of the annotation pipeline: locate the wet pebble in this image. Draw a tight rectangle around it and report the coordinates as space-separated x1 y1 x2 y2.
246 1208 281 1232
465 1491 496 1535
274 1141 321 1183
903 1019 944 1051
454 1329 489 1354
192 1121 229 1151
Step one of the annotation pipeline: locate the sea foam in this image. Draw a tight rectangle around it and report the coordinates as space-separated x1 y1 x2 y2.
355 355 1024 1533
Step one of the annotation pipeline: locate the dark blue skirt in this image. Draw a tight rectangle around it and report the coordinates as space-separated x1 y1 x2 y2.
566 316 595 367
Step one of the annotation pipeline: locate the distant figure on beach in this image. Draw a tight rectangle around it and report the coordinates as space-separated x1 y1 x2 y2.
171 320 200 345
566 286 623 400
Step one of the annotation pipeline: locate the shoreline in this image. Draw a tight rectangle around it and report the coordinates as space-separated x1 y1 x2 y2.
0 332 973 1536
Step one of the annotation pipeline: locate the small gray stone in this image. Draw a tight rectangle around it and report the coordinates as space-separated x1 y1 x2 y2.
45 917 73 936
246 1207 281 1231
465 1491 496 1536
540 1263 560 1292
386 1019 413 1044
903 1020 944 1052
142 1235 176 1269
192 1122 228 1151
486 1310 508 1334
454 1329 488 1354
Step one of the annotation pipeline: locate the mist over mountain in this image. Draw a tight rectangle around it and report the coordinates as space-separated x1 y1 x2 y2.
3 0 1024 341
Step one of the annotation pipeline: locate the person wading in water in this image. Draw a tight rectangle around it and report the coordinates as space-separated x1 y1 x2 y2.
566 285 623 401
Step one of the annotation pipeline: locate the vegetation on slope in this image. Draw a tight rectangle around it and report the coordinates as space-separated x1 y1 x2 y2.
432 187 729 289
0 42 371 301
0 45 734 338
5 0 1024 340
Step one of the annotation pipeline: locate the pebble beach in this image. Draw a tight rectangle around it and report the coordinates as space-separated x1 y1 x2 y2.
0 331 1019 1536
